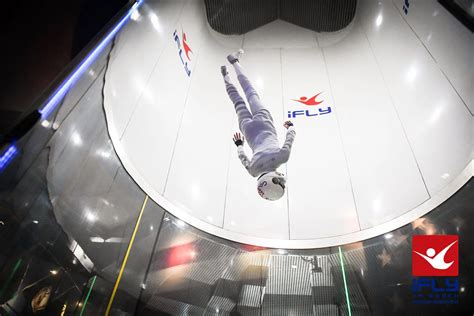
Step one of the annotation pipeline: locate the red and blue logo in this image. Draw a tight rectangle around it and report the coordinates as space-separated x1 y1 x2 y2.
287 92 332 119
411 235 459 305
173 29 193 77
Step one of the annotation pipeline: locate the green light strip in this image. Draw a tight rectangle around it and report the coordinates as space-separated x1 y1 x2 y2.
80 275 97 316
338 246 352 316
0 259 22 300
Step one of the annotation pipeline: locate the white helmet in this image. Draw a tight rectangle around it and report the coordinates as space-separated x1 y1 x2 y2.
257 171 286 201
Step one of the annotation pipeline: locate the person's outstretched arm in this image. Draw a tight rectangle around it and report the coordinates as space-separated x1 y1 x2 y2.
233 132 251 170
279 121 296 163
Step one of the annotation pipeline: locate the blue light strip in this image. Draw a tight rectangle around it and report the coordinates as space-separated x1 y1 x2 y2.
0 1 143 173
39 1 143 118
0 145 18 171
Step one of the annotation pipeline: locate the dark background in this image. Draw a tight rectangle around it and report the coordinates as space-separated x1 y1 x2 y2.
0 0 128 136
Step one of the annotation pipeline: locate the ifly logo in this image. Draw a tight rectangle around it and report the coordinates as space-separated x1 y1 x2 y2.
412 277 459 304
287 92 332 119
411 235 460 304
412 235 458 277
173 29 193 77
412 278 459 293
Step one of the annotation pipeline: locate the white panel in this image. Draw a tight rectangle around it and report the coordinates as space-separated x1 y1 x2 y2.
105 0 185 136
392 0 474 113
223 49 289 239
358 0 472 196
281 48 359 239
121 0 207 194
164 33 241 227
206 27 244 49
321 23 430 229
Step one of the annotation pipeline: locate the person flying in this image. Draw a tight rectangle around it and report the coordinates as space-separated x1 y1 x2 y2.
221 49 296 201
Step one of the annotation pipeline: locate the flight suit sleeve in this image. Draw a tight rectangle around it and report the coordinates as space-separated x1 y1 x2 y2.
237 145 251 171
279 126 296 163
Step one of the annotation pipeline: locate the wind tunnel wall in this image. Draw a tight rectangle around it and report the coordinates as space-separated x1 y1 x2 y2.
204 0 358 34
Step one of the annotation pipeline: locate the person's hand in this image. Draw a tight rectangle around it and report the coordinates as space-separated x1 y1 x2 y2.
233 132 244 147
283 121 294 129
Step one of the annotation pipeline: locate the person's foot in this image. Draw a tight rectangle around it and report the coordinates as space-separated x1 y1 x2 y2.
227 49 244 64
220 65 228 77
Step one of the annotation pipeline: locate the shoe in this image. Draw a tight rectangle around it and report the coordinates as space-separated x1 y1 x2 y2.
227 49 244 64
220 65 228 77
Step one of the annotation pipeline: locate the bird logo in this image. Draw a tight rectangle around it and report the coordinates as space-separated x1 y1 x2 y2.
292 92 324 106
182 30 193 61
413 240 457 270
412 235 458 276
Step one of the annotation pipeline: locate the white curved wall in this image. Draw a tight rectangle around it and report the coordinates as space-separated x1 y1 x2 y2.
103 0 473 247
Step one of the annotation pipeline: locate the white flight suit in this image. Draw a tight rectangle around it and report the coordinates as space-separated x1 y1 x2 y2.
225 73 296 177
